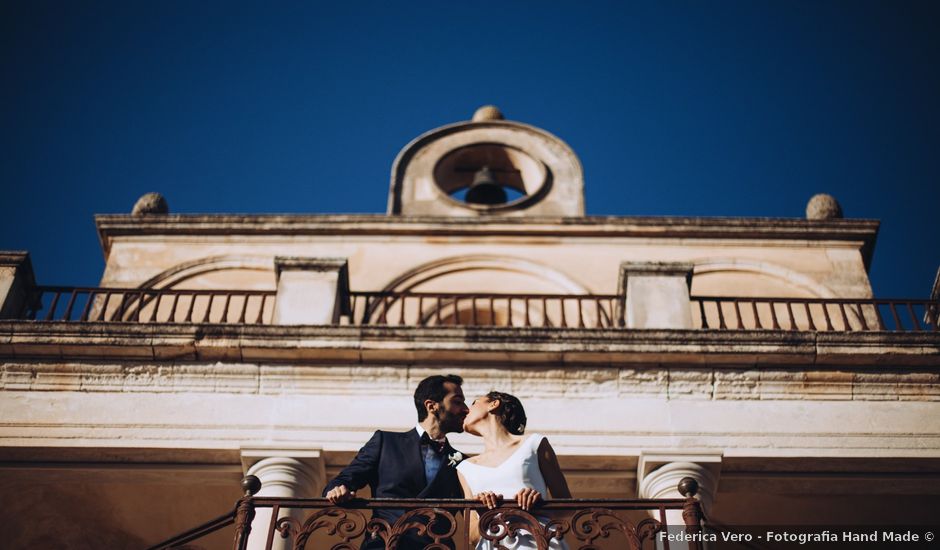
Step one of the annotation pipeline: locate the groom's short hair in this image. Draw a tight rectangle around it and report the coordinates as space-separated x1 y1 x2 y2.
414 374 463 421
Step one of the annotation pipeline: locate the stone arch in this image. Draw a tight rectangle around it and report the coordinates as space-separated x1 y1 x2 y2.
359 255 610 327
138 255 276 290
381 255 590 294
97 256 276 323
691 258 836 298
689 259 869 330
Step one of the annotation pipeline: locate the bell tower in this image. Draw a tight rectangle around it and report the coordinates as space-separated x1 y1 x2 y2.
387 105 585 217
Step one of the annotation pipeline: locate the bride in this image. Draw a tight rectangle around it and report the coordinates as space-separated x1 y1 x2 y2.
456 391 571 550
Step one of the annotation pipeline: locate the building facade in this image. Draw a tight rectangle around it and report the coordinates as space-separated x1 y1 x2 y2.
1 106 938 549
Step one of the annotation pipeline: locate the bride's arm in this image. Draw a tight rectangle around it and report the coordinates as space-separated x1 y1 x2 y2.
458 470 482 544
537 437 572 498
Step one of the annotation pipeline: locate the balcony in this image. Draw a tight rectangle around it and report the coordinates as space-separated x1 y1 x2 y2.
149 476 707 550
12 286 939 333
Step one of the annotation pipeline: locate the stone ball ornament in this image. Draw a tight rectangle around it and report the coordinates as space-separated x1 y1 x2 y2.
132 192 169 215
471 104 505 122
805 193 843 220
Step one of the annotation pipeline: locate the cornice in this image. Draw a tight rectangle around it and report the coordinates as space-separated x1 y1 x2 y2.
94 214 880 266
2 321 934 367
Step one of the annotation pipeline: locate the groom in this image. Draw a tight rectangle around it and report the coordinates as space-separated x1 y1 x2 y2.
323 374 469 549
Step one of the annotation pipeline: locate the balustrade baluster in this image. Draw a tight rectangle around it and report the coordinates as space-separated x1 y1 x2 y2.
906 302 921 331
838 301 850 331
79 290 95 321
221 293 232 323
751 300 762 329
769 300 780 329
148 292 161 323
62 289 78 320
821 301 834 331
872 302 886 330
733 300 743 329
238 293 249 324
507 297 513 326
785 302 796 330
254 294 266 324
44 290 61 321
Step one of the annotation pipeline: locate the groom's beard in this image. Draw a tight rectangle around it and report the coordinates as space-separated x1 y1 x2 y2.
436 407 465 434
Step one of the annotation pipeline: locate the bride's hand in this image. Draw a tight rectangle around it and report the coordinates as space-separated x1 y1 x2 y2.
514 488 541 510
476 491 503 509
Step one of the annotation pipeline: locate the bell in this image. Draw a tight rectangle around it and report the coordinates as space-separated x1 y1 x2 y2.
465 166 508 205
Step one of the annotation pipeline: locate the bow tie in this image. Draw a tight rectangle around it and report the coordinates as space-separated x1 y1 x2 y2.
420 432 447 454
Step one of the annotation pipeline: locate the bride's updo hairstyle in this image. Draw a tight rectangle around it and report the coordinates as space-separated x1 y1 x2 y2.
486 391 527 435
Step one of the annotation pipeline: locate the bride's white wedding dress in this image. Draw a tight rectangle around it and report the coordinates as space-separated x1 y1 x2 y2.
457 433 568 550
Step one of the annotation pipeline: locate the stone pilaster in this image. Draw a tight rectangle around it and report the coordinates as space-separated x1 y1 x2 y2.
272 257 350 325
241 449 326 550
0 252 37 319
619 262 694 329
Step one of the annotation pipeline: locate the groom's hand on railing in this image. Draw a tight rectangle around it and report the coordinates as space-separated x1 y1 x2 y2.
325 484 357 504
514 488 541 510
476 491 503 509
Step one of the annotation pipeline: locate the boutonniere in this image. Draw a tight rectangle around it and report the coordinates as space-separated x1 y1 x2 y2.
447 452 464 467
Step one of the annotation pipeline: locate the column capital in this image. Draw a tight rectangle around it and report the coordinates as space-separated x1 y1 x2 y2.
637 452 722 512
618 261 694 284
274 257 349 278
240 448 326 498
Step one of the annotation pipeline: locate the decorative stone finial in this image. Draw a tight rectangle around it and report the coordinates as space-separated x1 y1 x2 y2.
678 476 699 498
241 475 262 496
132 192 169 215
805 193 843 220
472 105 504 122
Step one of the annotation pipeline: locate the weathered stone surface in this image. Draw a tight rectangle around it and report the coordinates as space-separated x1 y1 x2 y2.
667 369 714 399
618 367 669 397
131 192 169 215
853 371 901 401
805 193 843 220
897 371 940 401
471 105 504 122
714 369 761 400
3 323 939 368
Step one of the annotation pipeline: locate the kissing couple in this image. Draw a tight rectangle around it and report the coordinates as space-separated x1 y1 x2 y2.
323 374 571 549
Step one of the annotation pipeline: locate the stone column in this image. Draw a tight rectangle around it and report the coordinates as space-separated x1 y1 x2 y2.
0 252 37 319
272 257 350 325
619 262 694 329
638 454 721 550
241 449 326 550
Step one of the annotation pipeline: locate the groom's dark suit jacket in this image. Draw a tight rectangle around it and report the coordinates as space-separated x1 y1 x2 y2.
322 428 463 549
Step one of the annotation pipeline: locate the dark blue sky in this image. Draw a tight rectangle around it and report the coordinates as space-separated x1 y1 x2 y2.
2 1 937 296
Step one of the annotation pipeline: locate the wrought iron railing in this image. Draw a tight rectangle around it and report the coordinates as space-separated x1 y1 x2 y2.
13 286 939 332
348 291 622 328
693 297 939 332
148 476 707 550
21 286 276 324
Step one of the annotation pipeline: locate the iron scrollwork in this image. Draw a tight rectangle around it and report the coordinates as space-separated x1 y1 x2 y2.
563 508 656 550
478 507 555 550
366 507 458 550
275 508 370 550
